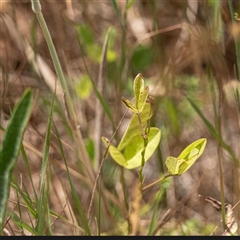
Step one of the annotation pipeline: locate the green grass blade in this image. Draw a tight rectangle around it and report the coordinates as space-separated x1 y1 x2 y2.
39 93 55 190
187 96 240 166
53 123 91 235
46 201 52 235
36 92 55 235
0 89 33 232
111 0 120 20
147 190 163 235
7 210 38 235
186 96 219 140
126 0 135 10
10 180 37 219
228 0 240 80
20 143 38 203
36 184 49 235
15 190 24 234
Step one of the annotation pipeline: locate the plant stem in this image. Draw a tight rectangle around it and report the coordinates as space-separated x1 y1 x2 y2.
31 0 73 117
30 0 95 185
228 0 240 80
142 174 174 191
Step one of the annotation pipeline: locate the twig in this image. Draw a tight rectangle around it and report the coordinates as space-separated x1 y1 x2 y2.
142 174 174 191
95 29 110 168
87 108 129 221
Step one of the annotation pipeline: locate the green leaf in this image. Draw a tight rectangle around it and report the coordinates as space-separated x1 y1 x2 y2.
165 138 207 175
133 74 149 113
0 89 33 232
134 73 144 110
54 124 91 235
138 86 149 113
122 97 138 113
118 102 153 151
123 74 149 113
177 138 207 160
101 137 128 168
165 157 185 175
102 127 161 170
123 127 161 169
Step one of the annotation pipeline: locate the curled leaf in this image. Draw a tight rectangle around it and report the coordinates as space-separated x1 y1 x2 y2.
165 138 207 175
165 157 185 175
122 97 138 113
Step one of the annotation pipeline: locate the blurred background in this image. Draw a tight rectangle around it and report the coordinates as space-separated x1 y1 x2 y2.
1 0 240 235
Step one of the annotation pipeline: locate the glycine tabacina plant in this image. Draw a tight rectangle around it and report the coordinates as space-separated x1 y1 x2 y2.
102 74 207 184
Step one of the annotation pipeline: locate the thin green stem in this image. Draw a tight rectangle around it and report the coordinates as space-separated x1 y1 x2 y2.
31 0 73 118
209 61 226 230
228 0 240 80
139 121 150 191
31 0 95 186
217 143 226 230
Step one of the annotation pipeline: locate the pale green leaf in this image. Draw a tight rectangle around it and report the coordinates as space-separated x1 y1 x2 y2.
165 138 207 175
134 73 144 109
118 102 152 151
123 127 161 169
165 157 185 175
102 128 161 170
122 97 138 113
177 138 207 160
138 86 149 113
101 137 128 168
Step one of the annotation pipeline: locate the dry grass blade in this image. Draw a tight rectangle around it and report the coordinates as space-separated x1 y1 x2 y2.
20 137 125 212
95 28 111 168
